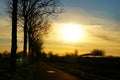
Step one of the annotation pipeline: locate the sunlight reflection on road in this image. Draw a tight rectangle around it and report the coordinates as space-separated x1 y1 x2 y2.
47 70 56 73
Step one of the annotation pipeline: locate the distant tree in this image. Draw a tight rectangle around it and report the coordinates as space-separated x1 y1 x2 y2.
48 51 54 59
74 50 78 57
91 49 105 56
3 51 9 54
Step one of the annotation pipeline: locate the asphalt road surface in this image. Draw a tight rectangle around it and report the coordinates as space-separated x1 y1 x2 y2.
34 62 80 80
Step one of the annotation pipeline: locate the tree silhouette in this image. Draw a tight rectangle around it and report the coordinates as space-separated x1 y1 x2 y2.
7 0 62 64
18 0 62 63
74 49 78 57
10 0 18 72
91 49 105 56
18 0 29 56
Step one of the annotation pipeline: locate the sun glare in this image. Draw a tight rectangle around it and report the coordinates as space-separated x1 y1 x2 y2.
61 23 85 42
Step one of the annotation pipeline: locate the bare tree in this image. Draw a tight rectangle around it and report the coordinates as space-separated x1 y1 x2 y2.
7 0 18 72
7 0 62 64
28 17 51 63
18 0 29 56
18 0 62 62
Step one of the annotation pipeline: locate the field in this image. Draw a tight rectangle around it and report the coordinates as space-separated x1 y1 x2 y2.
46 56 120 80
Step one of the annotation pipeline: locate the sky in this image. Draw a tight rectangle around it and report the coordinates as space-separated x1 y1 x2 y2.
0 0 120 56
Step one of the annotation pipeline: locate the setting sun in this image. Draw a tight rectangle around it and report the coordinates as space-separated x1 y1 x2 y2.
60 24 85 42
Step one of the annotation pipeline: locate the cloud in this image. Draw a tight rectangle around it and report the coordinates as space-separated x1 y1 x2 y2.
58 7 120 43
84 24 120 42
93 33 120 42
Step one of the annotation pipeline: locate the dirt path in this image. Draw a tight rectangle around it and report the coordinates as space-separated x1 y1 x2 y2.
34 62 80 80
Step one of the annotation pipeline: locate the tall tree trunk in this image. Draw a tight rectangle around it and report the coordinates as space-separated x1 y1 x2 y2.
28 33 31 63
23 0 28 57
23 18 27 56
28 33 31 56
10 0 18 72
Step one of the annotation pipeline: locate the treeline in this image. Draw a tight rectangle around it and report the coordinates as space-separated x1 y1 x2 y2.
1 49 120 67
40 52 120 68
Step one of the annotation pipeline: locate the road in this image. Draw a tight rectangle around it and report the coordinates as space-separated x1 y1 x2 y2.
34 62 80 80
